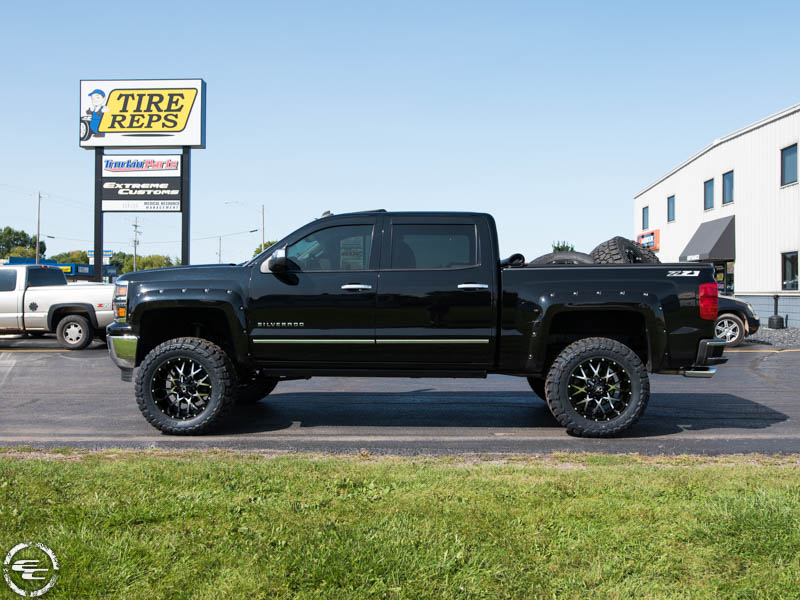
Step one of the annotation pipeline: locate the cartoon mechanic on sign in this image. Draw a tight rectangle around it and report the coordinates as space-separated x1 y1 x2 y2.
81 88 107 140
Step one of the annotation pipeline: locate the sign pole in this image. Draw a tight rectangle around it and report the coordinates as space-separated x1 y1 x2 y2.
93 148 104 282
181 146 191 265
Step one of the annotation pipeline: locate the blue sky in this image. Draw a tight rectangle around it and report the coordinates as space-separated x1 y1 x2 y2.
2 1 799 264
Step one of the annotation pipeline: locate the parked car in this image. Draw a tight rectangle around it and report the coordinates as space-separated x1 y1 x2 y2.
0 265 114 349
715 296 760 347
107 210 726 438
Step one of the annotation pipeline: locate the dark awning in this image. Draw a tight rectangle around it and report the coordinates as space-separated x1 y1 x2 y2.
680 215 735 262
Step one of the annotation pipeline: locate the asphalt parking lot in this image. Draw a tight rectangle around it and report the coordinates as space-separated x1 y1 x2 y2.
0 335 798 455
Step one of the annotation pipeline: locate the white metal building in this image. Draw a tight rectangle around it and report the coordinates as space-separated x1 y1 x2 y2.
633 103 800 326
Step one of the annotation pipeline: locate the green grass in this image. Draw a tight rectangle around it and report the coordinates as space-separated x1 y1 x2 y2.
0 451 799 599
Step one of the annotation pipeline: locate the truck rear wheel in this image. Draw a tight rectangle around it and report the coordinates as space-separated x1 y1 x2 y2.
135 337 236 435
545 337 649 437
56 314 93 350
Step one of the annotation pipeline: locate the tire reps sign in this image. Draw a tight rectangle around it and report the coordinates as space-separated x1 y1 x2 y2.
101 154 182 212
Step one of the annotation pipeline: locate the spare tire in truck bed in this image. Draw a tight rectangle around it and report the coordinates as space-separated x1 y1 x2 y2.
529 251 595 265
591 236 660 264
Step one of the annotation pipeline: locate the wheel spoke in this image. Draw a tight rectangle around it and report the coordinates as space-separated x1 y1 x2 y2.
567 356 632 422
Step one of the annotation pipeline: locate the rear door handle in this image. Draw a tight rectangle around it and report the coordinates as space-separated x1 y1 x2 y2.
341 284 373 290
457 283 489 289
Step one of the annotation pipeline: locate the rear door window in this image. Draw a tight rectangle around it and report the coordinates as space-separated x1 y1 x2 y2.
390 224 477 270
0 270 17 292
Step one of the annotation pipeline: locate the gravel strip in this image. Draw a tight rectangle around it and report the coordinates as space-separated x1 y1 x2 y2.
744 327 800 349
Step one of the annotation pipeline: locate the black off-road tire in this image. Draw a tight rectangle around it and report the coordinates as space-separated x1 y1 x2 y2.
530 251 595 265
715 313 746 347
591 236 660 264
527 377 547 402
545 337 649 438
135 337 236 435
237 373 279 404
56 314 93 350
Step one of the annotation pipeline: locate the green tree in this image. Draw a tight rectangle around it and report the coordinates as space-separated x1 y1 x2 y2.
253 241 278 257
110 251 132 273
121 254 176 274
0 226 45 259
551 240 575 252
51 249 89 264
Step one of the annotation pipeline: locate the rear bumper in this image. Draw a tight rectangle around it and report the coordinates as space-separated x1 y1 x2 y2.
683 338 727 378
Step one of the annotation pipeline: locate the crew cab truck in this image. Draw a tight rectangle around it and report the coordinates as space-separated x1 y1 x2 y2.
0 265 114 349
107 211 726 438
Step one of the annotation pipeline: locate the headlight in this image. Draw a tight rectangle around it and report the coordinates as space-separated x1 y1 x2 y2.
113 283 128 320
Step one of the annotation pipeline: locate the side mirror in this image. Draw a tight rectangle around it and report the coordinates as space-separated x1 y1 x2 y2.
261 246 288 274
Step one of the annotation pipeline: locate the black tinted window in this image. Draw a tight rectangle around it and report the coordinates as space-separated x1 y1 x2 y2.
391 224 477 269
287 224 373 271
0 270 16 292
26 268 67 287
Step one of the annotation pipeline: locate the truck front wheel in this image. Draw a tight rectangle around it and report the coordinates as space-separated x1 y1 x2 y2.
135 337 236 435
545 337 649 437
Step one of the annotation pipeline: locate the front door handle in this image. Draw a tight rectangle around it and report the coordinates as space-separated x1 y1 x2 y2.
341 284 373 291
457 283 489 290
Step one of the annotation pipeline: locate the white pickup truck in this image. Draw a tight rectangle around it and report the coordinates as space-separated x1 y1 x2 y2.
0 264 115 349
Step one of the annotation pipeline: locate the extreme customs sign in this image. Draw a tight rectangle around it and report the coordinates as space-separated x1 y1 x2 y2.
80 79 206 148
101 154 182 212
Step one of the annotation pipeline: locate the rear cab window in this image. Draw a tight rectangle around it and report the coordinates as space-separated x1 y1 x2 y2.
26 268 67 287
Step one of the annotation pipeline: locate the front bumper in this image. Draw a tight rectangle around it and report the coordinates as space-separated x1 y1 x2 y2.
683 338 727 378
747 315 760 336
107 323 138 381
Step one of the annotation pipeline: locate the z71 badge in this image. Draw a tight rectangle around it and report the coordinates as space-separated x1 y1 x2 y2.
666 270 700 277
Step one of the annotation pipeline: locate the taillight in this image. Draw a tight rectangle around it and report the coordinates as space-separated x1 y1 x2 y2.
699 282 718 320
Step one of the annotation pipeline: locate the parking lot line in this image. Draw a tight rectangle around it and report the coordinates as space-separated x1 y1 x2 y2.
0 349 68 353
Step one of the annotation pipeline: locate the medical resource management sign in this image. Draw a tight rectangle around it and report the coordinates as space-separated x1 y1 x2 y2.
79 79 205 148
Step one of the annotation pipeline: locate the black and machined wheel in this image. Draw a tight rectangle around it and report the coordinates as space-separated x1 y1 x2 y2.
545 337 649 437
236 371 279 404
56 314 93 350
530 251 595 265
715 313 745 347
527 377 547 402
591 236 660 264
135 337 236 435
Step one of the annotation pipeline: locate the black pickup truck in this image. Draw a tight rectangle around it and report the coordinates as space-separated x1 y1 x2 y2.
107 211 726 437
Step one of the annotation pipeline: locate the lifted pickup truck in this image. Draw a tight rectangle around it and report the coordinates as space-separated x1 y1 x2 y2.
0 264 114 349
107 211 726 437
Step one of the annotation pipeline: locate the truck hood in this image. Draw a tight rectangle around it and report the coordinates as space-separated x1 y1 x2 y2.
118 264 246 283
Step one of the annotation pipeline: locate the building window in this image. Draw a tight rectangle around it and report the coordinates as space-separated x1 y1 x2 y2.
783 251 798 291
667 195 675 222
782 144 797 186
703 179 714 210
642 206 649 230
722 171 734 204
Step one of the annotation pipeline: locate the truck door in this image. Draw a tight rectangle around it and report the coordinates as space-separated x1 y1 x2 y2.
248 216 380 363
0 269 21 330
375 215 497 366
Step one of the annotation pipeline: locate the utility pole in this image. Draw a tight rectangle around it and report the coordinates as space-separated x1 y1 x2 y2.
261 204 265 253
132 218 141 272
218 236 222 263
35 191 41 264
